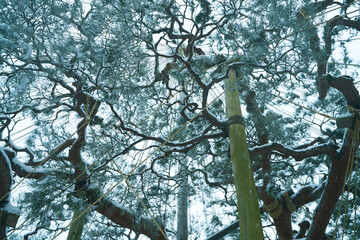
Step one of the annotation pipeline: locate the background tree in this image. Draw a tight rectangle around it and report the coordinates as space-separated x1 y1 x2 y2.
1 0 360 239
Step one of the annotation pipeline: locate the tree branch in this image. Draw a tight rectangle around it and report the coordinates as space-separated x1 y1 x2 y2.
86 188 167 240
324 74 360 109
307 74 360 239
249 142 337 162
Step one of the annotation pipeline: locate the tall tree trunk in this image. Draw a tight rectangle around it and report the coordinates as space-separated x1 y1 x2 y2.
67 208 85 240
0 148 13 240
0 210 7 240
177 157 189 240
177 89 189 240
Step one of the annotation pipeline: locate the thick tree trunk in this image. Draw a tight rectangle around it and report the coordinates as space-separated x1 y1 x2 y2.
307 133 355 240
307 75 360 239
0 210 7 240
0 148 12 240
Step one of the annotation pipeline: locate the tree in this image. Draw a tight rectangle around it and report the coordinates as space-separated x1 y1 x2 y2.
1 0 360 239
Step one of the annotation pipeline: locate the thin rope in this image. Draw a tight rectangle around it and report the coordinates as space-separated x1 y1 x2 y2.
81 212 96 239
332 114 359 240
87 125 167 239
111 160 168 240
10 131 33 143
275 94 336 120
3 2 358 145
50 83 229 240
341 115 360 240
329 62 360 67
341 119 358 240
354 145 359 240
320 0 359 17
0 112 93 203
1 103 99 240
266 103 323 136
279 4 360 44
134 139 149 169
337 37 360 42
203 1 360 71
2 218 30 240
3 81 192 239
1 79 192 202
8 124 33 137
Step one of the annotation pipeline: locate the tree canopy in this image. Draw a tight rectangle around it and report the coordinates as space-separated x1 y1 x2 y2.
1 0 360 239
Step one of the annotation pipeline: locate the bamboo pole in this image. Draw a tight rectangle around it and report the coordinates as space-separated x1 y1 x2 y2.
224 68 264 239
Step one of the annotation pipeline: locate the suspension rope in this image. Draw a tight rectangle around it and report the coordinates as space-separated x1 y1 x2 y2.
354 144 359 240
275 94 336 120
3 218 29 240
3 80 194 239
111 160 168 240
0 103 97 203
280 2 360 43
210 0 360 71
267 102 323 133
0 79 193 240
87 125 167 239
2 1 360 238
3 1 358 145
341 109 360 240
332 106 360 240
1 79 191 201
329 62 360 67
50 83 229 240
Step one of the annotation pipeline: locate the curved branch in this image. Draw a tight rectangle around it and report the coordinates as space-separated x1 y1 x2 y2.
292 182 326 208
85 188 167 240
249 142 337 162
324 74 360 109
108 102 223 149
332 17 360 31
307 75 360 239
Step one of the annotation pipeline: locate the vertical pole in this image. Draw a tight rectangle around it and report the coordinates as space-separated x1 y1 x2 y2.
67 208 85 240
177 90 189 240
224 68 264 239
177 157 189 240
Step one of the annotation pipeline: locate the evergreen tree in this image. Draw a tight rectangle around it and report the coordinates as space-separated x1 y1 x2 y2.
1 0 360 239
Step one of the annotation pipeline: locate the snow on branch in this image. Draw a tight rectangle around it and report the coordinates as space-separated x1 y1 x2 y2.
249 142 337 162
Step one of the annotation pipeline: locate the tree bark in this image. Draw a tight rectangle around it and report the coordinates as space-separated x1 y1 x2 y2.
86 189 167 240
177 89 189 240
0 148 12 239
307 76 360 239
177 157 189 240
306 130 357 239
